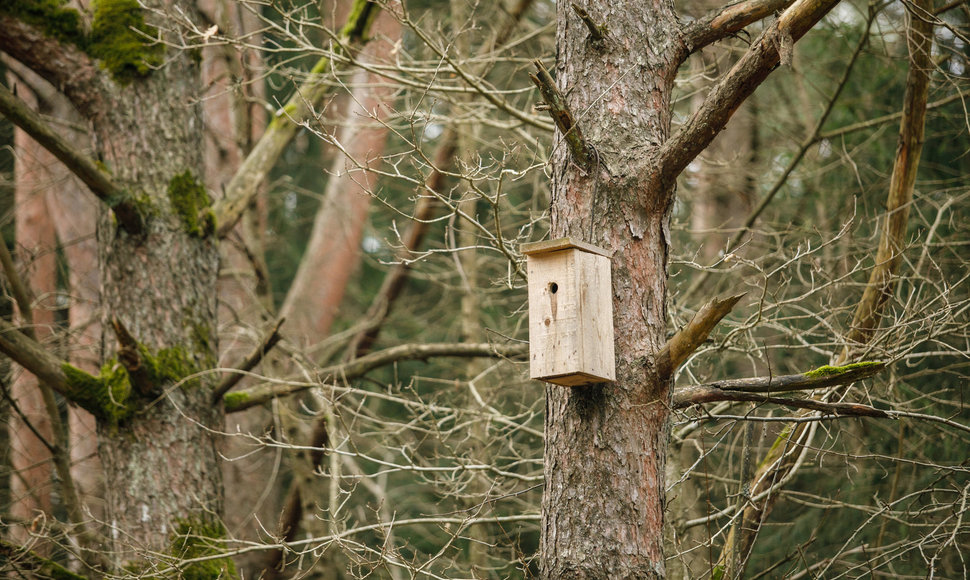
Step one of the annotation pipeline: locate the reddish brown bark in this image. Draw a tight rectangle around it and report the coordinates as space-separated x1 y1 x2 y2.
541 0 843 576
279 5 401 345
541 2 681 577
8 85 58 543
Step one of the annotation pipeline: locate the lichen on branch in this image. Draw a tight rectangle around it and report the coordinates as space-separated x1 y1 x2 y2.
804 361 882 378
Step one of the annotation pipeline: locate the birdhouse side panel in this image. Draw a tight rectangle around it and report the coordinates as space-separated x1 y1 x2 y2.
526 250 584 381
576 250 615 382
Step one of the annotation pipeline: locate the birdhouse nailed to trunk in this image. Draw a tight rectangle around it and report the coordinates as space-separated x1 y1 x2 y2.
521 238 615 386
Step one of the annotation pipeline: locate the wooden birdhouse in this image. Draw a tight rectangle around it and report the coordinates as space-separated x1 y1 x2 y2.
521 238 615 386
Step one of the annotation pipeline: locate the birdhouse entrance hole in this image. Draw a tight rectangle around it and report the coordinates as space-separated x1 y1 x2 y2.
521 237 615 386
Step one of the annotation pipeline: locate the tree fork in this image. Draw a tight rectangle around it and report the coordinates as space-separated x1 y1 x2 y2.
530 59 596 172
542 0 845 576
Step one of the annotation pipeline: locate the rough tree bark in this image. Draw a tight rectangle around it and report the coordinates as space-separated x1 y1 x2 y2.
540 0 842 577
541 3 681 578
0 0 224 569
90 12 224 568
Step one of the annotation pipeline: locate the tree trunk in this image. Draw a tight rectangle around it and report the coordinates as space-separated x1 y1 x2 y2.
541 2 680 578
87 1 224 564
9 84 58 545
41 82 105 525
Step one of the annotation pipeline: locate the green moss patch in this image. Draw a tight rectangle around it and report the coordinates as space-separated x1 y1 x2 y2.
340 0 380 41
62 343 208 423
167 171 214 237
62 361 131 423
89 0 163 84
1 0 165 85
170 518 237 580
222 391 249 412
0 0 85 45
143 345 202 389
804 361 881 378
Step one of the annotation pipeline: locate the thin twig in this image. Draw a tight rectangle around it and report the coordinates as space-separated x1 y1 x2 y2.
224 342 528 412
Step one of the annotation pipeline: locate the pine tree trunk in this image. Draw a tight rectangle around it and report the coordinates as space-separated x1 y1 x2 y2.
88 2 224 563
541 2 680 578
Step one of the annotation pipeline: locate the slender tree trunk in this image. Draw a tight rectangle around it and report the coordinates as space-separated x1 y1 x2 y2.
541 2 680 578
9 83 57 544
41 84 104 524
278 62 394 346
715 2 934 574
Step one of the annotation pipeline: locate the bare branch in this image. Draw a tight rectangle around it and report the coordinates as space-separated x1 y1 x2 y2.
656 293 746 378
571 3 607 44
211 0 382 238
0 318 73 398
530 59 595 171
0 13 107 120
344 0 535 359
656 0 842 191
0 183 106 569
0 82 143 233
224 342 527 412
0 238 35 329
680 0 795 55
680 10 874 302
673 361 887 408
678 388 891 416
715 6 935 571
211 317 285 403
344 130 457 358
0 539 92 580
0 379 55 453
818 89 970 142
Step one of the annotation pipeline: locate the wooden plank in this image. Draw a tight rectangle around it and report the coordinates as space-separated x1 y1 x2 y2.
521 237 613 258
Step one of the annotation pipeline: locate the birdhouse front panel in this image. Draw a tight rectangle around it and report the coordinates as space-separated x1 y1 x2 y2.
522 238 615 386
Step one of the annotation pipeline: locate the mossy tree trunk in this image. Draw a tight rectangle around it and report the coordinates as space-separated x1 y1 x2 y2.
91 8 224 566
0 0 224 568
0 1 383 573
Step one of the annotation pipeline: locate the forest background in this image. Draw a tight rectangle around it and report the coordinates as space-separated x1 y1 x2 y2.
0 0 968 578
